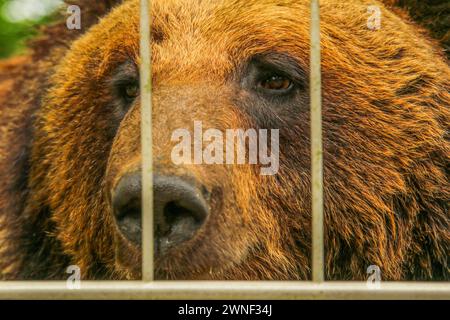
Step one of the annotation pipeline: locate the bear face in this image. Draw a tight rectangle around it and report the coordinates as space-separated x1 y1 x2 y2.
0 0 448 280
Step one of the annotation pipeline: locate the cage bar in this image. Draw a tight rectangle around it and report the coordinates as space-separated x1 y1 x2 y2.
0 282 449 300
140 0 154 282
310 0 324 283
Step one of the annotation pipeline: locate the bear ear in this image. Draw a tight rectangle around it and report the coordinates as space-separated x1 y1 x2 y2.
383 0 449 58
29 0 124 58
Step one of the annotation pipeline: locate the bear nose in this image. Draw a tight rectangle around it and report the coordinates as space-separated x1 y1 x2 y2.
112 173 209 253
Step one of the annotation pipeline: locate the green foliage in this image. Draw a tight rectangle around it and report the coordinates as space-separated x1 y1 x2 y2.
0 0 57 58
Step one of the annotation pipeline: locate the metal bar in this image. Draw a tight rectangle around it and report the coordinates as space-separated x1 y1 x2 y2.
140 0 154 282
310 0 324 283
0 282 448 300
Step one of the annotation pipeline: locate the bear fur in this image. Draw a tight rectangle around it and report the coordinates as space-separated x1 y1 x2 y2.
0 0 448 280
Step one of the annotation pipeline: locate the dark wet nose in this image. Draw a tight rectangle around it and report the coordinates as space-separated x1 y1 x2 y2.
112 173 209 253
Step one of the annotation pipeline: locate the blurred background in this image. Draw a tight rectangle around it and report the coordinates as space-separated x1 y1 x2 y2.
0 0 62 58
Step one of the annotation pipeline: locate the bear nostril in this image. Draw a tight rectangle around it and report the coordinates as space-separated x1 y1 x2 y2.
154 177 209 254
112 173 209 253
115 206 141 245
158 200 207 244
112 171 142 245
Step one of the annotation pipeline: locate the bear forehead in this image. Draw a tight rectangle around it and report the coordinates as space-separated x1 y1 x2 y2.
74 0 315 80
65 0 418 86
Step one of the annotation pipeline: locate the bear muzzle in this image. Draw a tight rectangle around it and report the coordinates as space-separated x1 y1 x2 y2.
111 172 210 255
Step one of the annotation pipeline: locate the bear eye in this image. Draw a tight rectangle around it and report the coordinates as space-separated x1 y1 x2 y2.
259 75 293 92
123 83 139 101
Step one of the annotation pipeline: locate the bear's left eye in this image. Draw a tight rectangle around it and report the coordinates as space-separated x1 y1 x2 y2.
259 75 293 92
243 54 303 99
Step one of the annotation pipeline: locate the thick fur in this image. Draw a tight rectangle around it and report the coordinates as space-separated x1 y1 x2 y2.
385 0 449 57
0 0 449 280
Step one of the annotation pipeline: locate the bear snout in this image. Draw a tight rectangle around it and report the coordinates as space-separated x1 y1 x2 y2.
111 171 210 256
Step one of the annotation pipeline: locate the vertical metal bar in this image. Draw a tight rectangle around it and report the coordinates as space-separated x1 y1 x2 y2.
310 0 324 283
140 0 154 282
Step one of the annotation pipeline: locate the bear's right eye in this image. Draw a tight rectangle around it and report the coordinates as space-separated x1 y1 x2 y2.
122 83 139 101
114 80 140 109
111 61 140 110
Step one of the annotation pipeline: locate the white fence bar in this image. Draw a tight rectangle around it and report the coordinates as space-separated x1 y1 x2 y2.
310 0 324 283
140 0 154 282
0 282 448 300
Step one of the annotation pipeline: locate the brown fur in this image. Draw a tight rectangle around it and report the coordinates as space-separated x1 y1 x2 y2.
0 0 449 280
384 0 449 57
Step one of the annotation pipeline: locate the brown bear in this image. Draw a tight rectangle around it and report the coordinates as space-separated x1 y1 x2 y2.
0 0 448 281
